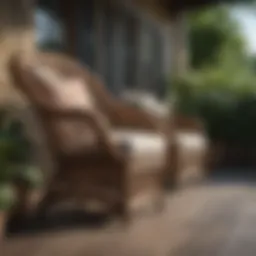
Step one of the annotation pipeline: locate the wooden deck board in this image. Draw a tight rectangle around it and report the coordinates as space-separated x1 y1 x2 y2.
3 184 256 256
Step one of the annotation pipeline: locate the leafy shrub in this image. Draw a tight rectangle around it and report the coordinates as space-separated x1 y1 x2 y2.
0 111 43 210
0 184 16 210
173 69 256 146
15 166 44 189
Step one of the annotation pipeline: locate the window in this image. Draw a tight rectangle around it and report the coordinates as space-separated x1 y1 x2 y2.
138 21 164 97
35 1 167 97
75 0 95 68
138 22 155 90
102 4 116 92
123 13 138 88
35 0 65 52
151 27 165 97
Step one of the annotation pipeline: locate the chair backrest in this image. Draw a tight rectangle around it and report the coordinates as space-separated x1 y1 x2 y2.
10 51 113 156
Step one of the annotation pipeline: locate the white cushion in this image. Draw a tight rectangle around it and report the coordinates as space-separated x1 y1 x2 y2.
34 66 95 110
112 130 168 172
175 132 208 151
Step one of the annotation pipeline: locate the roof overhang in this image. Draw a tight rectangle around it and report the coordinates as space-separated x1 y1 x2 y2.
168 0 252 13
167 0 223 12
133 0 224 21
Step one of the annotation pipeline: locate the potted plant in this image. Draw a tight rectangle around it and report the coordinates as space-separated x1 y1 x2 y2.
0 114 44 219
14 166 44 217
0 184 16 239
0 119 18 239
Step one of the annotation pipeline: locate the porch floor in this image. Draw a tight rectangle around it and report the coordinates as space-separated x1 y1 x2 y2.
3 179 256 256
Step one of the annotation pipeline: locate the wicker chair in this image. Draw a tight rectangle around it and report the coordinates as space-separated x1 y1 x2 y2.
121 91 209 188
169 115 209 187
10 51 168 222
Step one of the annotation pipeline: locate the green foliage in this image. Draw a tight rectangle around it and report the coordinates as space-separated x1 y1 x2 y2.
188 6 247 69
0 111 44 210
0 184 16 210
174 70 256 145
178 4 256 146
15 166 44 189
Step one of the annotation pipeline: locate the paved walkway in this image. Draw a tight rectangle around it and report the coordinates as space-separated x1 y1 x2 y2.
3 183 256 256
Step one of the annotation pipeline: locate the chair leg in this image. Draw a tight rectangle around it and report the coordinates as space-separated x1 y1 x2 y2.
36 192 57 218
155 193 165 213
115 201 131 226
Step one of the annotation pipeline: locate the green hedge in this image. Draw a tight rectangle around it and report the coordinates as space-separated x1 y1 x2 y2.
173 69 256 146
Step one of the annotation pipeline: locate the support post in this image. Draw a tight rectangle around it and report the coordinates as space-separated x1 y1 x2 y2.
170 12 189 77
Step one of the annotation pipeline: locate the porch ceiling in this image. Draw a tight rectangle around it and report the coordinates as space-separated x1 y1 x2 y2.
135 0 244 18
132 0 223 21
165 0 236 13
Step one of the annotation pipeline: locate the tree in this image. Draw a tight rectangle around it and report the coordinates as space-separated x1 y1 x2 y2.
188 6 247 69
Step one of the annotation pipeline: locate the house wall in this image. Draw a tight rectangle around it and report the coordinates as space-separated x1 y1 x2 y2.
0 0 35 105
0 0 54 180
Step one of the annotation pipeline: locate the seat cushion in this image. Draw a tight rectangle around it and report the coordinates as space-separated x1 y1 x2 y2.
112 130 168 173
175 132 208 152
34 66 95 111
174 132 208 182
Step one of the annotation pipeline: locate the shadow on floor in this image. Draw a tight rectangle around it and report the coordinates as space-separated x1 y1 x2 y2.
206 167 256 186
7 167 256 237
6 210 112 237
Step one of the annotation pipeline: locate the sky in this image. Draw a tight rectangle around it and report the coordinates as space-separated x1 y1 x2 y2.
231 6 256 55
35 9 63 45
